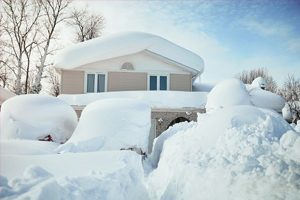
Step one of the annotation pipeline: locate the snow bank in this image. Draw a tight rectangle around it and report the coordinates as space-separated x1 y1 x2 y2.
206 79 251 112
1 94 78 143
54 31 204 74
247 85 285 113
1 140 59 155
0 87 16 105
58 91 208 109
146 105 300 199
1 151 149 200
206 78 285 113
56 98 151 153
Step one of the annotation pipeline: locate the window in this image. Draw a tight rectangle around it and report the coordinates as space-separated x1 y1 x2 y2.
150 76 157 90
86 73 106 93
149 75 168 91
121 62 134 70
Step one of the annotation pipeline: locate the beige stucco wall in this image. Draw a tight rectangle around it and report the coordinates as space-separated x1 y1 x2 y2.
60 70 84 94
170 73 192 91
107 72 147 91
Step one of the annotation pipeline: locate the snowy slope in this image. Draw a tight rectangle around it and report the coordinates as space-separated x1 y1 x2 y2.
146 105 300 200
54 31 204 74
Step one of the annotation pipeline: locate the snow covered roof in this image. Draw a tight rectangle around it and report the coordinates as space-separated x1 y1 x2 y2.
54 31 204 74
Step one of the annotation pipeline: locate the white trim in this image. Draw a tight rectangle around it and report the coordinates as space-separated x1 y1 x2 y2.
148 74 169 91
84 72 107 93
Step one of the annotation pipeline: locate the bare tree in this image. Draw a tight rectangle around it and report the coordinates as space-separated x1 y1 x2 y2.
234 68 278 93
46 67 61 97
32 0 71 94
1 0 41 94
278 75 300 124
68 5 105 43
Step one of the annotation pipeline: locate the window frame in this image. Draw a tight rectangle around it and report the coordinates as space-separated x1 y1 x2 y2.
148 74 169 91
85 72 107 93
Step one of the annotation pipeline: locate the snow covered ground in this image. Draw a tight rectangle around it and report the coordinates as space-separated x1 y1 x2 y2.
1 79 299 200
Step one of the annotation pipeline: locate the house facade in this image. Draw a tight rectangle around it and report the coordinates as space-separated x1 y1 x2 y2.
54 32 205 151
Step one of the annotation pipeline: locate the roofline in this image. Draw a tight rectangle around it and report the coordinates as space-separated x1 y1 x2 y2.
144 50 202 78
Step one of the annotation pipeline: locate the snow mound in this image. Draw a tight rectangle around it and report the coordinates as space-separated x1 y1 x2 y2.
247 85 285 113
206 79 251 112
1 95 78 143
251 76 266 89
54 31 204 75
206 78 285 113
56 98 151 153
146 105 300 199
1 151 149 200
58 91 207 109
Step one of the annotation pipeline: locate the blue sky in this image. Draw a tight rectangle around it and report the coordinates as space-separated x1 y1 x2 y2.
71 0 300 86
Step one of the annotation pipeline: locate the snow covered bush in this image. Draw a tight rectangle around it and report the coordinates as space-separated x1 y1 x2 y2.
206 78 285 113
1 94 78 143
146 105 300 200
205 79 252 112
56 98 151 153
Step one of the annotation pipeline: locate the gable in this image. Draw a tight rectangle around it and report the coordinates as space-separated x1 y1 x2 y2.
73 51 191 74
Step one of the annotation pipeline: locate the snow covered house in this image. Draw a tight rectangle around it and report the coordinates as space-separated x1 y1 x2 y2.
54 31 206 142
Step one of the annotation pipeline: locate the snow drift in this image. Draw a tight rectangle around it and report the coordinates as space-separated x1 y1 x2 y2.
206 78 285 113
1 151 149 200
58 91 208 109
56 98 151 153
1 94 78 143
146 105 300 199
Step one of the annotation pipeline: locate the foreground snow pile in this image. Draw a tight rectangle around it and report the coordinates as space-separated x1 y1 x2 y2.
206 78 285 113
1 151 149 200
1 95 78 143
146 105 300 200
58 91 208 109
206 79 251 112
57 98 151 153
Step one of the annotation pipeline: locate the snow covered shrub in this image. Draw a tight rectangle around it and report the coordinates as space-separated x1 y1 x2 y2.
1 94 78 143
56 98 151 153
146 105 300 200
206 78 285 113
205 78 252 112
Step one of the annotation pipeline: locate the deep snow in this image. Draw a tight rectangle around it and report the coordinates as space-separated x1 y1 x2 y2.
58 91 208 109
56 98 151 154
1 94 78 143
146 106 300 200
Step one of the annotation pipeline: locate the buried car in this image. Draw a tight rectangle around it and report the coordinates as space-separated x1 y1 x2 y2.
56 98 151 155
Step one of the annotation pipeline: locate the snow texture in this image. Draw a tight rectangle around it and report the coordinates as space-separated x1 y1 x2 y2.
1 151 149 200
56 98 151 153
54 31 204 73
1 94 78 143
58 91 208 109
146 105 300 200
206 78 285 113
206 79 252 112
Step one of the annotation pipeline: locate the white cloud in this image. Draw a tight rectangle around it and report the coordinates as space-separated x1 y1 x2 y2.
287 37 300 52
238 18 292 38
